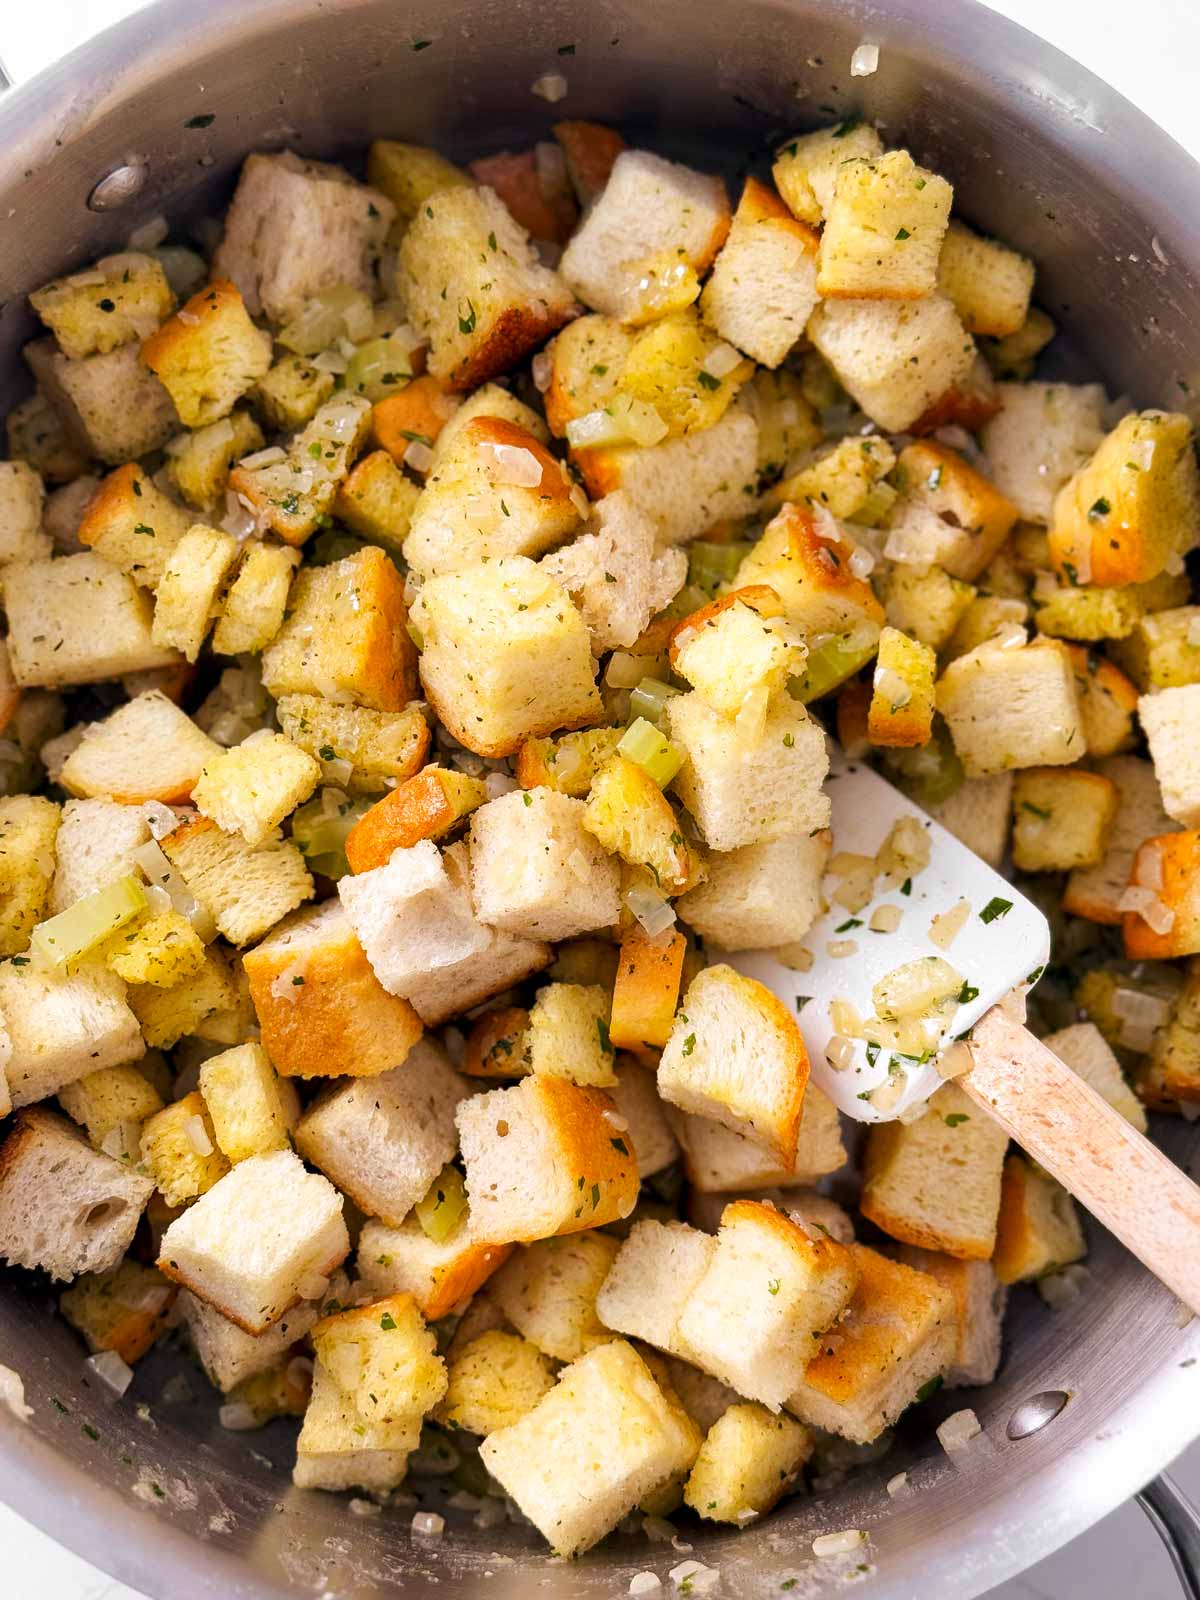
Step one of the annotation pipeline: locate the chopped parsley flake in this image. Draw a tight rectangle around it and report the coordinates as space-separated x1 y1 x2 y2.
980 896 1013 924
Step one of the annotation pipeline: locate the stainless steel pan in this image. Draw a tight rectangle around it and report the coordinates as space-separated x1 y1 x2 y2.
1 2 1199 1594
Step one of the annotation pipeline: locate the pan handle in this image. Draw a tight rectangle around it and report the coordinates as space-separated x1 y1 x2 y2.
1138 1473 1200 1599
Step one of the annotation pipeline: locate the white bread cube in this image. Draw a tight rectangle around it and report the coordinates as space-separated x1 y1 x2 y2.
412 557 601 757
0 795 59 957
467 787 620 941
861 1084 1009 1259
180 1272 348 1392
926 774 1013 868
560 150 730 319
294 1040 468 1226
275 695 430 795
293 1356 418 1493
0 959 142 1108
150 522 240 661
356 1215 512 1322
658 965 809 1166
807 294 975 433
884 440 1019 581
192 730 321 846
1041 1021 1147 1131
772 122 884 224
937 637 1084 776
44 472 101 553
992 1153 1086 1284
479 1339 701 1556
676 1200 860 1409
158 1149 349 1333
980 381 1107 524
667 691 830 851
397 184 574 390
684 1402 812 1523
937 220 1035 338
140 279 272 427
29 250 174 360
894 1246 1006 1388
491 1230 621 1360
595 1218 717 1358
0 460 48 566
817 149 952 300
214 151 393 322
76 463 193 591
676 829 829 950
541 490 687 654
528 982 615 1087
437 1328 555 1436
1140 686 1200 827
165 406 264 513
5 388 90 485
161 817 312 946
49 799 151 913
60 690 221 804
609 1058 679 1179
199 1041 296 1163
211 542 297 656
457 1074 639 1245
673 1085 847 1192
785 1243 956 1443
700 176 819 366
25 337 178 464
1063 755 1178 924
0 1107 153 1281
5 554 180 689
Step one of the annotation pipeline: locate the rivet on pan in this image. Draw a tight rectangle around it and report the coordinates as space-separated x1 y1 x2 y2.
1006 1389 1070 1440
87 162 149 212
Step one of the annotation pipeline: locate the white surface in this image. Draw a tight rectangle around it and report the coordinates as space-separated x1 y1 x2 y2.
2 0 1199 1596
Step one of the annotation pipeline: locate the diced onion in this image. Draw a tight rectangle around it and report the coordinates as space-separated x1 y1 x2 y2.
0 1365 33 1422
848 545 876 579
700 342 743 380
184 1115 213 1157
220 489 259 540
86 1350 134 1398
1038 1263 1089 1308
485 772 519 799
668 1562 719 1594
812 1529 864 1557
937 1041 974 1080
279 286 373 357
630 1576 662 1596
484 441 544 488
176 309 201 327
297 1271 330 1301
1117 886 1175 934
886 1471 910 1497
531 73 568 103
412 1511 446 1537
868 1074 906 1115
829 998 862 1036
825 1035 856 1072
218 1402 260 1432
870 904 902 933
875 815 931 885
929 899 971 951
131 841 215 940
532 351 553 393
774 944 814 971
1137 846 1165 893
850 42 879 75
605 651 645 690
1112 988 1171 1051
936 1409 982 1453
238 445 287 470
874 666 911 711
404 438 435 473
827 939 858 959
127 215 169 251
873 956 961 1021
141 801 180 840
625 886 677 940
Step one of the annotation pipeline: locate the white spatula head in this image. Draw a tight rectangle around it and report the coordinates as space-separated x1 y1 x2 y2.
728 751 1050 1124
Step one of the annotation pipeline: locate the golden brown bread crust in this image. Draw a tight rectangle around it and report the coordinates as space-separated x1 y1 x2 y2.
552 121 627 205
463 1006 531 1078
610 927 686 1052
371 378 459 464
344 771 459 874
768 502 886 624
532 1076 640 1237
1124 831 1200 960
445 303 576 394
469 150 578 244
666 585 784 666
420 1240 514 1321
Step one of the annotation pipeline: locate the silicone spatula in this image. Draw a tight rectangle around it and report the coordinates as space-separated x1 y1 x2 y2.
728 749 1200 1314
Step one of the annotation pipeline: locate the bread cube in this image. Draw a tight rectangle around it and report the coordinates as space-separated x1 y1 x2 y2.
370 380 462 474
700 176 819 366
1065 643 1139 758
77 463 192 590
58 1063 164 1148
463 1005 533 1080
0 1107 153 1281
678 830 827 952
357 1215 511 1320
147 522 239 662
48 800 146 916
768 433 896 521
141 280 272 426
210 541 297 656
344 767 487 872
30 250 174 360
140 1091 229 1206
669 589 802 723
252 352 336 432
936 221 1034 337
889 1246 1003 1390
0 958 142 1108
924 774 1012 869
244 899 424 1079
25 337 178 464
126 944 239 1048
5 554 180 689
522 982 614 1088
1111 605 1200 691
5 388 90 484
158 1149 348 1333
1124 831 1200 960
437 1329 555 1436
617 307 752 438
860 1083 1008 1260
817 149 952 300
105 910 203 993
675 1200 859 1408
868 627 935 748
479 1339 700 1556
785 1243 955 1443
469 145 578 242
491 1230 620 1361
457 1074 638 1245
59 691 218 806
596 1219 717 1359
293 1357 419 1494
772 121 884 224
1040 1022 1147 1131
582 755 698 895
673 1079 846 1193
514 727 623 799
667 691 830 852
886 443 1019 583
60 1260 177 1364
980 381 1105 525
609 927 685 1055
992 1154 1086 1284
199 1042 295 1164
365 138 472 220
330 449 419 549
1011 765 1119 872
560 150 729 319
311 1291 446 1427
0 795 59 956
1145 959 1200 1106
736 501 885 645
547 120 625 206
980 304 1056 378
397 184 573 389
412 557 601 757
879 563 976 654
541 312 635 437
275 696 428 795
229 392 372 545
807 293 975 434
165 406 264 512
936 636 1083 776
607 1058 678 1178
181 1275 345 1391
161 816 312 946
1052 409 1199 586
1139 685 1200 828
0 459 48 566
684 1402 812 1523
191 730 321 848
1063 755 1178 924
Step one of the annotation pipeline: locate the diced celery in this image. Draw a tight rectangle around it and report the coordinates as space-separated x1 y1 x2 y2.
342 335 415 403
883 721 965 809
618 718 684 787
687 541 752 595
415 1164 469 1244
31 874 147 969
790 623 880 703
628 678 681 729
291 789 374 879
662 583 711 622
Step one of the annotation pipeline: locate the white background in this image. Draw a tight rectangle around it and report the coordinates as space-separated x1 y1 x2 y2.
2 1 1199 1596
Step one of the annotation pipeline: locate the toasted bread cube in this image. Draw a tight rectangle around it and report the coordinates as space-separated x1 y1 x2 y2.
981 304 1057 378
582 755 697 895
310 1291 446 1426
526 982 616 1088
942 595 1029 664
879 564 976 652
675 1200 859 1408
165 407 264 511
261 546 415 712
551 120 626 205
345 767 487 872
60 690 219 805
0 959 142 1108
0 1107 154 1281
700 176 819 366
658 966 808 1167
366 139 472 224
992 1154 1086 1284
158 1149 349 1333
610 928 686 1053
77 463 192 590
412 557 601 757
560 150 729 320
1040 1022 1147 1131
1112 605 1200 691
808 294 975 434
102 910 205 988
1033 578 1158 643
357 1215 511 1320
1124 831 1200 960
140 1091 229 1205
767 433 896 521
674 1081 846 1193
980 381 1106 524
514 728 623 799
30 251 174 360
1051 410 1200 587
397 185 573 390
817 149 952 301
687 1187 854 1243
294 1041 467 1226
669 590 802 723
479 1339 700 1556
894 1246 1006 1388
676 831 828 952
214 151 392 323
429 382 546 463
6 554 180 689
860 1084 1008 1260
608 1057 679 1177
596 1218 716 1358
457 1075 638 1245
736 501 884 645
293 1356 419 1494
0 795 59 957
210 541 297 657
229 392 372 545
785 1243 956 1443
469 145 578 242
1065 644 1139 758
252 352 336 432
936 636 1083 776
275 695 428 795
885 442 1019 581
772 122 884 224
541 313 635 438
667 691 831 852
925 774 1013 868
141 280 272 426
437 1329 555 1436
5 389 90 484
936 221 1034 337
463 1006 533 1079
25 337 178 464
161 816 313 946
1063 757 1176 924
192 730 321 847
126 945 240 1049
1011 767 1119 872
149 522 240 662
492 1231 621 1360
618 306 752 438
329 449 419 550
370 378 462 471
468 788 621 942
0 459 48 566
180 1274 346 1392
199 1042 295 1164
58 1064 164 1148
684 1402 812 1523
60 1260 176 1364
1145 959 1200 1105
868 627 935 748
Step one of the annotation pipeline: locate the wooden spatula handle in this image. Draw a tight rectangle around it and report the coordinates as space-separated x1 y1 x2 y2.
966 1005 1200 1316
